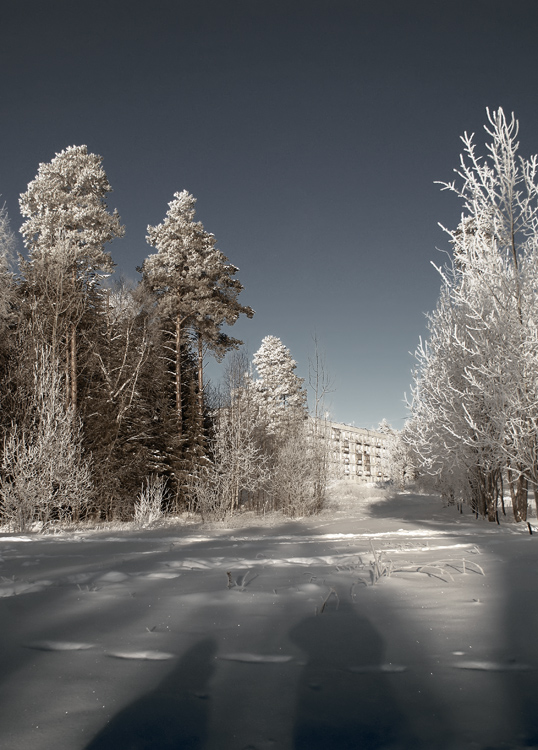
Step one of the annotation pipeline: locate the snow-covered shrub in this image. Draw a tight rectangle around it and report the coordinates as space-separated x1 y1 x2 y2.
186 401 267 520
134 475 167 527
0 348 93 531
270 423 329 517
381 423 417 490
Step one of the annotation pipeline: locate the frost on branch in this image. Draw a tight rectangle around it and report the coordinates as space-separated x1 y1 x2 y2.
18 145 124 412
19 145 124 272
143 189 253 461
0 202 16 326
252 335 307 436
407 108 538 522
0 348 93 531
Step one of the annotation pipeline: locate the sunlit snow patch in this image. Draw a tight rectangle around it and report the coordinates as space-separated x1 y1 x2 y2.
25 640 94 651
0 536 32 542
108 650 175 660
453 661 532 671
349 664 407 673
0 581 52 597
97 571 130 583
63 573 94 584
139 571 181 579
297 583 324 593
219 653 293 663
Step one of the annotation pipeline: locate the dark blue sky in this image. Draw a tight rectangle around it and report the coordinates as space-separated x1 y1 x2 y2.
2 0 538 428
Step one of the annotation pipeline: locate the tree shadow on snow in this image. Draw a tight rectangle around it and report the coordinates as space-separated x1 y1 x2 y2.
290 599 425 750
366 492 454 525
85 638 216 750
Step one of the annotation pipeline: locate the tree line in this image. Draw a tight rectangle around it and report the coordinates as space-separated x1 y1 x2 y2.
0 146 330 530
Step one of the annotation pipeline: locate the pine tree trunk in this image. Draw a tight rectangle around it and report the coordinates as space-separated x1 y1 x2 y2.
70 322 77 410
175 314 182 435
65 337 71 409
69 265 78 410
197 336 204 419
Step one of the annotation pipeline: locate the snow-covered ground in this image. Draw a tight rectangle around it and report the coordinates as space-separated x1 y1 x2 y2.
0 484 537 750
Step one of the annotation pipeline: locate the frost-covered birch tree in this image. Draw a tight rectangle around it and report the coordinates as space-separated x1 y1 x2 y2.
407 109 538 521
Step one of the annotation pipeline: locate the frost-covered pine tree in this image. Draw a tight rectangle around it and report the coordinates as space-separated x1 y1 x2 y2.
0 203 19 434
0 202 15 303
19 145 124 409
20 145 123 264
252 335 307 437
145 191 217 435
0 202 16 337
145 190 252 440
191 237 253 421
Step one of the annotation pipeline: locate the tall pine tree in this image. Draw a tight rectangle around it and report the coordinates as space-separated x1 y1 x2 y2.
19 145 124 410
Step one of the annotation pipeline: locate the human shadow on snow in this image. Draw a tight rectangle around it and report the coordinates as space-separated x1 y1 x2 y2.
498 542 538 747
84 638 216 750
366 491 538 747
289 599 449 750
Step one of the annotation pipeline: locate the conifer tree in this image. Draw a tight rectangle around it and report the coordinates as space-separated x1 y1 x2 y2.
145 191 214 437
0 203 19 437
252 335 307 437
19 145 124 410
0 202 15 316
192 242 254 422
144 190 252 457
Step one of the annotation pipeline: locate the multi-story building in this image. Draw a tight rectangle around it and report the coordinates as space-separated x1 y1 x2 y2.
326 421 389 483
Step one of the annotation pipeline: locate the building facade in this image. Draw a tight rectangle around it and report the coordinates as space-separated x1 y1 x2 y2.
327 421 389 483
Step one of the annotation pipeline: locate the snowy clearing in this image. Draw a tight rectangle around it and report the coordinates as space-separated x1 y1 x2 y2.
0 486 537 749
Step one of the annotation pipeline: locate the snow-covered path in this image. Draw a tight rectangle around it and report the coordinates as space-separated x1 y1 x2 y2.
0 490 537 749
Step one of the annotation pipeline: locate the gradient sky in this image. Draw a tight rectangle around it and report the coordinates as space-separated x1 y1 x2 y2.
2 0 538 429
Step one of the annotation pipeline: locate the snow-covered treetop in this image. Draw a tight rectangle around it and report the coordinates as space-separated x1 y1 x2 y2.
254 336 300 387
252 335 307 433
145 190 214 287
144 190 253 331
19 145 124 273
438 108 538 270
0 202 15 276
377 418 395 435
